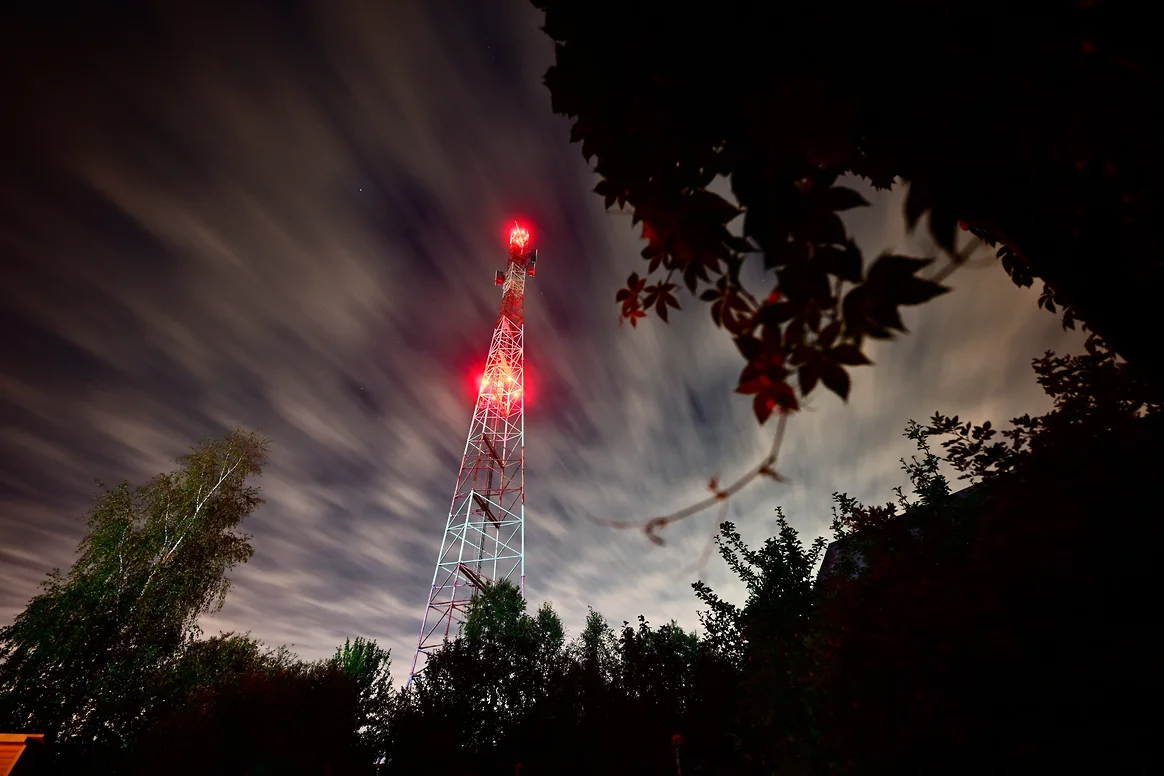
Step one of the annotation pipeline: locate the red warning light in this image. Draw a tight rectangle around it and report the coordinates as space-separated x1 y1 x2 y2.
508 222 531 249
475 348 525 416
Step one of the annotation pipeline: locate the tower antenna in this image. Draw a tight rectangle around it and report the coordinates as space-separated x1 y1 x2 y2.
408 222 539 681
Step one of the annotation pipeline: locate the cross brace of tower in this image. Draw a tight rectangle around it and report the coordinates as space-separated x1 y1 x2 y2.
409 224 537 680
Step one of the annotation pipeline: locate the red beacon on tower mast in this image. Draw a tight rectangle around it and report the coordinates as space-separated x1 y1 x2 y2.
496 222 536 284
509 222 529 248
410 219 539 682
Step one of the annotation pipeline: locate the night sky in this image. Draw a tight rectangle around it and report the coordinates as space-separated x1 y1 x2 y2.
1 0 1079 686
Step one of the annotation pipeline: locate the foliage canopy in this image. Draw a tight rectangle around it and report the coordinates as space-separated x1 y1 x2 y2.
0 428 268 764
533 0 1164 418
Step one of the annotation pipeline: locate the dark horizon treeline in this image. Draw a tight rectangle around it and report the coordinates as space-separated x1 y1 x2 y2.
2 332 1159 774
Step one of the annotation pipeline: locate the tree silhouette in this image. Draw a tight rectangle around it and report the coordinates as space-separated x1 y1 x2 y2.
387 581 571 775
130 645 376 776
811 345 1162 774
330 637 394 767
693 516 827 774
925 332 1163 481
0 428 268 770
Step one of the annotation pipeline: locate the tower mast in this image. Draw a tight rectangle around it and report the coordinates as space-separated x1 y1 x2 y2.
409 223 538 680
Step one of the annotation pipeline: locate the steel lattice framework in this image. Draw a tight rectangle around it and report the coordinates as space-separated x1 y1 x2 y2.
409 224 538 680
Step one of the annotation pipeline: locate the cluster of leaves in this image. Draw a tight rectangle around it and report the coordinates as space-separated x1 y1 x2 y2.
924 332 1163 481
534 0 1164 407
825 420 952 551
609 166 947 422
539 2 954 421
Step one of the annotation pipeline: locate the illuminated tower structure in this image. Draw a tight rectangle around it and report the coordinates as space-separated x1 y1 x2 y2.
409 223 538 679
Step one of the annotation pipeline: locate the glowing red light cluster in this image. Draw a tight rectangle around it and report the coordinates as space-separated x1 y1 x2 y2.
477 351 524 415
508 222 530 249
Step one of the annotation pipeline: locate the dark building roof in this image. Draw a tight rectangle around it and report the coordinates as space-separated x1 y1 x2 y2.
814 481 988 587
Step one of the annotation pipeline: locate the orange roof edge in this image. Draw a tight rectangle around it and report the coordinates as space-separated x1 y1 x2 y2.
1 734 46 776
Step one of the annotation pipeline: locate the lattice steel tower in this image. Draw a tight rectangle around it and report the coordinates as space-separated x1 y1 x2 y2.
409 223 538 679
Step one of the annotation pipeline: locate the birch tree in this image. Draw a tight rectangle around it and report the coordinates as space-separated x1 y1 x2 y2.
0 427 268 763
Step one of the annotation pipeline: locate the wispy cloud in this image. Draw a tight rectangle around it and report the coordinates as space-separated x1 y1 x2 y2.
0 0 1079 686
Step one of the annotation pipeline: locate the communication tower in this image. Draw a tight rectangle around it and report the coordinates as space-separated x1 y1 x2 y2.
409 223 538 679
